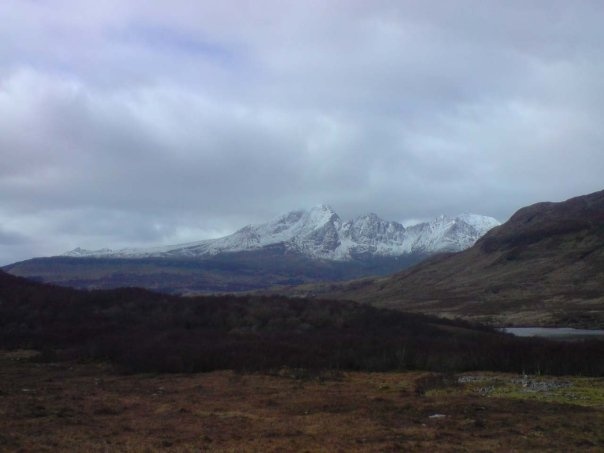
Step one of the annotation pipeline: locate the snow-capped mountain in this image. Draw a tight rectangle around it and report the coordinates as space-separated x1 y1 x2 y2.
63 206 500 261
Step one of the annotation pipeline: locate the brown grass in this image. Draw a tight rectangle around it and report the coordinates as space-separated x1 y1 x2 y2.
0 351 602 452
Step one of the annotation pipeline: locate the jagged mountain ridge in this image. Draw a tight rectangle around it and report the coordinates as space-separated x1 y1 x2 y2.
5 206 499 294
64 205 500 261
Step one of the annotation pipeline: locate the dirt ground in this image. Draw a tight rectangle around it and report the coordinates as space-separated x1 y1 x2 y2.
0 351 602 452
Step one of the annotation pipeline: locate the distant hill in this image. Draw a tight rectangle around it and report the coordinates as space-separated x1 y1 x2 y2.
3 206 498 293
2 248 422 294
295 190 604 328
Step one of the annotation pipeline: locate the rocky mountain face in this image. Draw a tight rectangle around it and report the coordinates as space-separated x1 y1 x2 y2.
303 190 604 328
62 205 500 261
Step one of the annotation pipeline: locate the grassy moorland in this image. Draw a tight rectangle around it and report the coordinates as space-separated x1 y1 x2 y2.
0 351 603 452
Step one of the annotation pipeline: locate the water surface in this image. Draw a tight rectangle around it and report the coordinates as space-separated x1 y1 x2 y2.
502 327 604 338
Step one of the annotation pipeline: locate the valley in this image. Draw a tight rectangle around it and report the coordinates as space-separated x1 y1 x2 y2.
5 191 604 328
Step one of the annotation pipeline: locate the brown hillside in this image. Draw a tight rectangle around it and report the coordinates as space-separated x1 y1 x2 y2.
307 190 604 327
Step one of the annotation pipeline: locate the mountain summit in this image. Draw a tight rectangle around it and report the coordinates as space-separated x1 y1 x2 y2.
63 206 500 261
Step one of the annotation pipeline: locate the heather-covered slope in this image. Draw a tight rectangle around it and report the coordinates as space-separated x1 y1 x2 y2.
304 190 604 327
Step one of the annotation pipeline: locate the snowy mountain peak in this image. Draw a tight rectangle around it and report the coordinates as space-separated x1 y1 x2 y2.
62 207 500 261
310 203 337 214
63 247 113 257
402 213 501 254
454 213 501 231
352 212 385 225
305 205 341 228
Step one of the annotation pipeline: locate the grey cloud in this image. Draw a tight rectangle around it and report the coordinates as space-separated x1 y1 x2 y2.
0 228 27 246
1 1 604 264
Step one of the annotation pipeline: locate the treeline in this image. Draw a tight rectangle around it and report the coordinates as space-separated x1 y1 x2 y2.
0 271 602 375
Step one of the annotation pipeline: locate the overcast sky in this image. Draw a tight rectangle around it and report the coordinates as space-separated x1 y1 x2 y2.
1 1 604 264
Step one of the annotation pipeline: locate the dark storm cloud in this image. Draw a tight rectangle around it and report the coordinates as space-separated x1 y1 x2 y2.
1 0 604 263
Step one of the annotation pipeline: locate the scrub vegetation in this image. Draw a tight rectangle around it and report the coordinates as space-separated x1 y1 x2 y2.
1 271 602 376
1 352 602 452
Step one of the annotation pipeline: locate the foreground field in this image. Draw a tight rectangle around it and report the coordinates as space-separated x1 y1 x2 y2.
1 351 602 452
